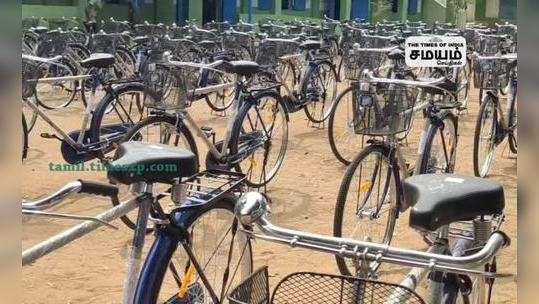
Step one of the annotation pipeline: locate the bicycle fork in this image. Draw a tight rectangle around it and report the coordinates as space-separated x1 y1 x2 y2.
123 187 153 304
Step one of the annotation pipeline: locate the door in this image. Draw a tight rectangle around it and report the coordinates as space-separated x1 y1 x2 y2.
351 0 369 21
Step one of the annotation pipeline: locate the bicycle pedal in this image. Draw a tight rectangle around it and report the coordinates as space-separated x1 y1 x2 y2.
40 133 60 140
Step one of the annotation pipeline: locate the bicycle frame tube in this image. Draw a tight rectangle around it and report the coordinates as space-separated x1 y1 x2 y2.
22 98 82 147
22 195 140 265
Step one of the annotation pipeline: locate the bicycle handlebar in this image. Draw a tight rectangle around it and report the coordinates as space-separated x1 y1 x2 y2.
235 192 510 278
22 180 119 211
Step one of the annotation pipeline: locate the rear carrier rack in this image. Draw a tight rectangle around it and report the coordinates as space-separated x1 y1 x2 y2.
179 170 246 206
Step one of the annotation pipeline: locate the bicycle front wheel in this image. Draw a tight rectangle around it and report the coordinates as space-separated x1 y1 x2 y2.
303 60 339 123
473 94 498 177
328 86 367 165
417 111 458 174
35 58 78 109
230 91 289 187
134 197 253 304
334 144 400 276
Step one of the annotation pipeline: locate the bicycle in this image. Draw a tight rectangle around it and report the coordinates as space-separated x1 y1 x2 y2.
102 142 251 304
134 172 510 303
124 56 288 190
256 38 339 124
472 53 517 178
22 53 146 164
332 72 462 276
328 45 414 165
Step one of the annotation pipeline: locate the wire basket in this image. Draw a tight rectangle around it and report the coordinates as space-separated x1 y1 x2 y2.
35 30 69 57
255 38 301 67
22 58 44 99
473 57 509 90
228 268 425 304
222 32 255 60
343 49 388 81
475 34 505 55
360 35 394 48
141 62 200 110
353 85 419 136
88 33 123 54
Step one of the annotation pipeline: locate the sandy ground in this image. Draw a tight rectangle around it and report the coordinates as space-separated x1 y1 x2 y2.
22 82 517 303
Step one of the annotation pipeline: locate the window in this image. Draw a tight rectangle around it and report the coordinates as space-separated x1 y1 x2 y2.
22 0 75 5
104 0 131 4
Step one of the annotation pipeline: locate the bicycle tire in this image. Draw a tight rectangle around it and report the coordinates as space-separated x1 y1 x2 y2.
22 114 29 160
328 86 365 165
473 94 498 177
35 57 78 110
334 144 400 276
114 46 136 80
114 114 199 231
133 196 253 304
508 88 517 154
229 90 289 188
302 60 339 123
204 71 235 112
89 82 146 155
417 111 458 174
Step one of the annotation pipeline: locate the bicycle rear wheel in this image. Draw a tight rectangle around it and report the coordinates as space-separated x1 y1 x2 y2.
89 83 147 157
134 197 253 304
473 95 498 177
303 60 338 123
334 144 399 276
35 58 78 109
328 86 367 165
417 112 458 174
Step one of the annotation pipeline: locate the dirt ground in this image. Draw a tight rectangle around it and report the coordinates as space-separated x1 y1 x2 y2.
22 83 517 303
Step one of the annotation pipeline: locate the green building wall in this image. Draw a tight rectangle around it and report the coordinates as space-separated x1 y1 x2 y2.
22 0 516 27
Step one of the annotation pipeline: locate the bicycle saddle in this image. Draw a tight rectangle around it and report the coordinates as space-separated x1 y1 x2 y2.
387 48 405 60
220 60 261 77
403 174 504 232
133 35 150 45
32 26 49 34
300 40 322 50
107 142 198 185
80 53 115 69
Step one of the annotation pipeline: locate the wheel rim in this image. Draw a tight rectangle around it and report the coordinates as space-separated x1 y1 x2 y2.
157 209 252 304
425 118 457 174
477 101 497 177
339 151 397 274
305 63 338 122
237 96 288 186
330 89 366 164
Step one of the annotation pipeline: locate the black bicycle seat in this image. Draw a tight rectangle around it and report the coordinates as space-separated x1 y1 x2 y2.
107 142 198 185
300 40 322 50
133 35 150 45
387 48 405 60
80 53 116 69
220 60 261 77
404 174 504 232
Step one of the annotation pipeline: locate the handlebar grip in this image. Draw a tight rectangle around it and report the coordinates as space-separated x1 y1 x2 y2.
78 180 119 197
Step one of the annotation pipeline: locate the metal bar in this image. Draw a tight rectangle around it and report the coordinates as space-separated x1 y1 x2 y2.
22 197 139 266
22 181 82 211
22 210 118 229
248 216 508 276
34 74 92 83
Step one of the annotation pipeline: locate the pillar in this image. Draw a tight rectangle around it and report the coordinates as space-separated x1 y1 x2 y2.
400 0 408 22
340 0 351 20
274 0 282 15
189 0 203 24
